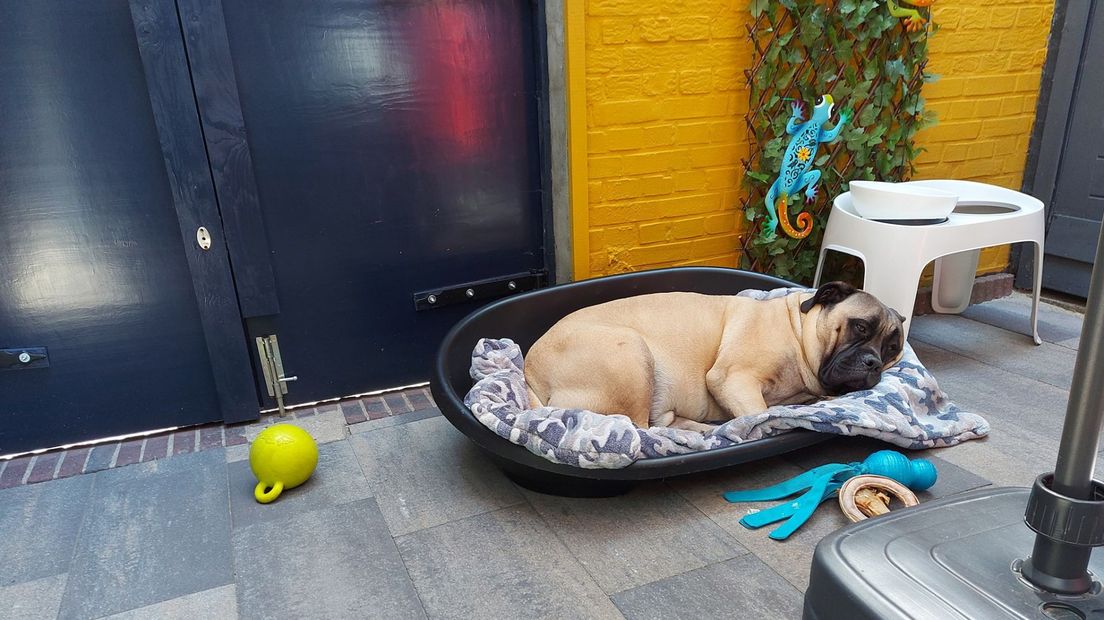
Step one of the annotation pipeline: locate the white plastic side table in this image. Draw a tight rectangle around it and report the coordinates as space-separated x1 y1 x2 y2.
813 180 1044 344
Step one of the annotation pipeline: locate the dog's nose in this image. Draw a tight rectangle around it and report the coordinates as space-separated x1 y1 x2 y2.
861 353 880 370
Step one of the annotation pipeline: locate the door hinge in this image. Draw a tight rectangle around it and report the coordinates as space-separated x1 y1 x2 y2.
255 335 297 416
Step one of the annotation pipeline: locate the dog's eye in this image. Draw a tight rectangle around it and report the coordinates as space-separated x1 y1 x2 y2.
852 320 869 337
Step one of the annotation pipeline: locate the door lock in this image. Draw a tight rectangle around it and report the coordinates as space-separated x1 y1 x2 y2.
255 335 297 416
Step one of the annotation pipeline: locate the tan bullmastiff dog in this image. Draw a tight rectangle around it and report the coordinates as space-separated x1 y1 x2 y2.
523 282 905 433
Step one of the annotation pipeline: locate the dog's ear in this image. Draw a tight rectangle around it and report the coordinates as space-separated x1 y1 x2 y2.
800 281 857 313
891 308 906 323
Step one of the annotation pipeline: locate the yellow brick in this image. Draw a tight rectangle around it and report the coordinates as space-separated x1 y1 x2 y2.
621 149 691 175
676 122 713 145
624 240 695 266
1016 73 1041 92
704 213 737 234
993 136 1018 156
639 192 723 217
956 158 1004 178
589 181 605 203
711 16 742 39
600 17 637 44
644 72 679 96
672 16 711 41
674 169 708 192
1000 96 1026 116
604 125 677 151
679 69 713 95
660 95 730 120
639 17 672 42
951 55 981 73
923 77 966 100
1006 51 1037 71
704 167 738 189
604 74 647 99
971 98 1005 118
713 67 742 91
962 75 1017 96
591 225 637 248
638 217 706 244
689 144 741 168
589 0 661 16
946 100 976 120
967 141 996 160
692 233 740 257
941 143 969 162
589 155 623 179
981 116 1033 137
1015 6 1049 28
586 76 606 101
709 120 742 143
588 131 608 153
988 9 1017 29
605 175 676 200
586 48 624 74
921 120 983 142
593 100 662 125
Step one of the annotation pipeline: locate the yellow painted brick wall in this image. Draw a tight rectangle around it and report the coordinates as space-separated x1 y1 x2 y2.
917 1 1054 276
583 0 753 276
573 0 1055 280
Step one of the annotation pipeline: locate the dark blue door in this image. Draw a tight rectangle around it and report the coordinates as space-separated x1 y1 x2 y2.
189 0 550 404
0 0 255 453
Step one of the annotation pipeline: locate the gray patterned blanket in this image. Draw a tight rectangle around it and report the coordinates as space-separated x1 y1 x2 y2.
465 287 989 469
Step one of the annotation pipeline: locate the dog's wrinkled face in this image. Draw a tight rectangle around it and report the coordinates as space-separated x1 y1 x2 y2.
801 282 905 396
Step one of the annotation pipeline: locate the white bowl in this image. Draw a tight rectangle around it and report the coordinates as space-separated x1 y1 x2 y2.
848 180 959 221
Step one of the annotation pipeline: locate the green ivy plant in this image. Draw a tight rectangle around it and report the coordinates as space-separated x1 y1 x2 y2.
740 0 938 284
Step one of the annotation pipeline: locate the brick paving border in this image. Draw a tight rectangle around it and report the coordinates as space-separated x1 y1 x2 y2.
0 385 436 490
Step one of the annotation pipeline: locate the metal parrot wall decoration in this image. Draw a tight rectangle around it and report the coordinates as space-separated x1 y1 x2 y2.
763 94 850 240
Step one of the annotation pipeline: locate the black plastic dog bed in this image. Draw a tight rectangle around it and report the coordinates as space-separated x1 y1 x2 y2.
430 267 832 497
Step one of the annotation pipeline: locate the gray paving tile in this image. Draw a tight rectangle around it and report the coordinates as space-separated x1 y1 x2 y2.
783 437 992 500
348 408 441 434
58 449 232 619
0 473 93 584
228 439 372 529
104 584 237 620
224 443 249 463
1057 336 1081 350
396 504 622 619
241 410 348 446
349 416 522 536
961 295 1082 345
0 573 67 620
522 483 747 594
234 498 424 620
910 314 1077 390
611 555 803 620
913 340 1070 440
669 458 856 592
928 422 1060 488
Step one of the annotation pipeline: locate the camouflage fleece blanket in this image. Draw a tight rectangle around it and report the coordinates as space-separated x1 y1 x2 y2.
465 287 990 469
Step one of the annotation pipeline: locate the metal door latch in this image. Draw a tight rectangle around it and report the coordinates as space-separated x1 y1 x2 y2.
0 347 49 371
255 335 296 416
196 227 212 250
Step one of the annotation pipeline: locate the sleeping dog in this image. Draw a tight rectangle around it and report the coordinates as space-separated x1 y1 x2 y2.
523 282 905 433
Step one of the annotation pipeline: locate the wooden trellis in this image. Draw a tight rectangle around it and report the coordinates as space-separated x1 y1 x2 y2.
737 0 936 283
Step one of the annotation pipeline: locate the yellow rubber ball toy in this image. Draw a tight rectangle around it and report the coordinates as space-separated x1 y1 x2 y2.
249 423 318 504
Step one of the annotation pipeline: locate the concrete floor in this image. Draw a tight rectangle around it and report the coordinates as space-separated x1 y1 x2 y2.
0 293 1088 619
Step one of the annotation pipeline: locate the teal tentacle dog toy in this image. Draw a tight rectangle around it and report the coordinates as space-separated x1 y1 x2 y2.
722 450 937 540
